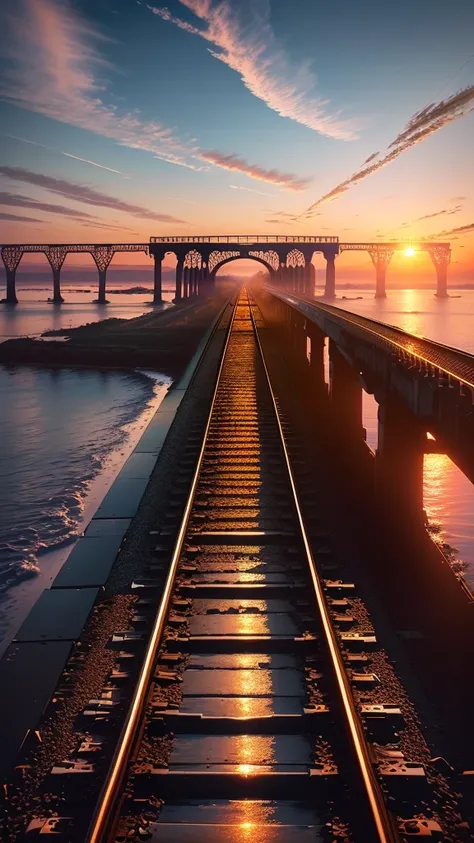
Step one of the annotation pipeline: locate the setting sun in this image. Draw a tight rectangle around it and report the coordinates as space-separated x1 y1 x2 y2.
404 246 416 257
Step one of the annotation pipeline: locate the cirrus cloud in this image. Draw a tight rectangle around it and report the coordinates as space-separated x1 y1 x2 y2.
300 85 474 216
0 166 188 224
147 0 356 140
200 151 310 191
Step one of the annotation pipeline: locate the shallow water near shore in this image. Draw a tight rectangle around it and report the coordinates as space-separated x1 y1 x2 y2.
0 285 174 654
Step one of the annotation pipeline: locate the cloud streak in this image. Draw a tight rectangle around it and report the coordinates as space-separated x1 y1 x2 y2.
200 151 310 191
301 85 474 215
230 184 278 197
0 190 99 219
0 166 188 224
416 205 462 221
0 211 47 223
4 135 126 175
431 222 474 238
147 1 356 140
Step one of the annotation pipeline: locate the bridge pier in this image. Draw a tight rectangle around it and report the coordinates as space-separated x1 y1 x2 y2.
97 270 107 304
51 269 63 303
376 396 425 522
3 269 18 304
46 247 67 303
175 258 184 301
329 340 364 440
430 247 451 297
304 261 314 296
369 247 394 298
324 254 336 298
153 254 163 304
306 322 326 390
1 247 22 304
91 246 115 304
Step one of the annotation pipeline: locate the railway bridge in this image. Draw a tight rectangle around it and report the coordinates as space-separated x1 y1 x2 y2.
0 285 473 842
1 235 451 303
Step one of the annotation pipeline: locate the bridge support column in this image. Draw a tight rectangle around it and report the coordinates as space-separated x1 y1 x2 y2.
51 269 63 303
1 247 22 304
97 270 107 304
153 254 163 303
376 396 425 522
369 247 393 298
91 246 114 304
4 269 18 304
307 322 326 390
201 264 210 295
175 259 184 301
304 261 313 295
324 254 336 298
329 340 364 440
430 247 450 297
46 247 67 303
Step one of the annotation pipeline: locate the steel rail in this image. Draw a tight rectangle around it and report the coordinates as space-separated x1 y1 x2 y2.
248 291 399 843
271 288 474 390
85 297 239 843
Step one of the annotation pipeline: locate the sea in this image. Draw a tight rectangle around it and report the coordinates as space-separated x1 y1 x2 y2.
0 280 473 655
0 282 175 654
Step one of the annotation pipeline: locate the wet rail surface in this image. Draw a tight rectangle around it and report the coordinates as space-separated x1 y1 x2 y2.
17 289 468 841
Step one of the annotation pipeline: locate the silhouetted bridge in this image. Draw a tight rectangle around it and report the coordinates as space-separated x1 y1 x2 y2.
1 235 451 304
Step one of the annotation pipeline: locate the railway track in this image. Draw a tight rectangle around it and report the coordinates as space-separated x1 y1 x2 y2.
87 288 405 843
19 287 466 841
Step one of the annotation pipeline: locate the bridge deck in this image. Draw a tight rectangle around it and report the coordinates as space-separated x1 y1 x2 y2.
273 289 474 389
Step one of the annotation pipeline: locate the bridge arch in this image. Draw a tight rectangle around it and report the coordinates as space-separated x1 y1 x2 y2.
210 253 276 278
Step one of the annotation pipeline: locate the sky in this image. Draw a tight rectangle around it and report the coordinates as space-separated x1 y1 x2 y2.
0 0 473 287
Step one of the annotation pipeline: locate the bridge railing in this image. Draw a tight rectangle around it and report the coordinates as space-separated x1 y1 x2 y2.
271 289 474 389
150 235 339 244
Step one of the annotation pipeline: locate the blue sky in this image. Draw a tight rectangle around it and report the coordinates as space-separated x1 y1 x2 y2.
0 0 473 278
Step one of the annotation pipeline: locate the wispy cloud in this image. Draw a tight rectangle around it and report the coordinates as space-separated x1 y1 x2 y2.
266 211 297 218
0 211 47 223
301 85 474 215
147 1 356 140
0 1 312 190
79 221 139 233
416 205 462 221
4 135 126 175
200 151 310 191
0 190 98 219
0 166 188 224
230 184 278 197
0 0 191 167
431 222 474 238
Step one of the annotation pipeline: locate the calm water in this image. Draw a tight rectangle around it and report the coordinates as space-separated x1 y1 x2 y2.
0 283 174 651
330 288 474 588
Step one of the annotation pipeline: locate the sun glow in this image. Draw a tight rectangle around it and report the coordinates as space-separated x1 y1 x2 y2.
404 246 415 257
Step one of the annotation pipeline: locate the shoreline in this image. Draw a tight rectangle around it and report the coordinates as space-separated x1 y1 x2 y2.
0 372 171 658
0 296 227 374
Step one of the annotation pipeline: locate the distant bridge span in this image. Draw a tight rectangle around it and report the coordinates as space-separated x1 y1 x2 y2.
0 236 450 304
